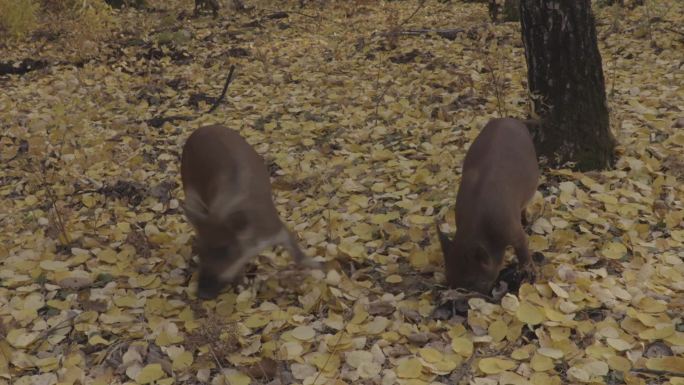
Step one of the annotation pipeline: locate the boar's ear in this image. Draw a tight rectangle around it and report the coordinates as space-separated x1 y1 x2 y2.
435 220 452 256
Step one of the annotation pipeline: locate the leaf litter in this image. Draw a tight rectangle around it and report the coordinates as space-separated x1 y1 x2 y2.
0 0 683 384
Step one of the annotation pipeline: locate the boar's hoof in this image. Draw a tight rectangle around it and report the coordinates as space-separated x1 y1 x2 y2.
197 275 224 300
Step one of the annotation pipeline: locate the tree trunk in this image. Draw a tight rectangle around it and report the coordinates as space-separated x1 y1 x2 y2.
520 0 615 170
502 0 520 21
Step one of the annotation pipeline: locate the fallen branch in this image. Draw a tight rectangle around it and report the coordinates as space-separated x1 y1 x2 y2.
146 114 194 128
243 11 290 27
207 64 236 113
376 28 466 40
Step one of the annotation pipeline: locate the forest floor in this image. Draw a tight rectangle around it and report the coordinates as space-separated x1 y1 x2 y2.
0 0 683 384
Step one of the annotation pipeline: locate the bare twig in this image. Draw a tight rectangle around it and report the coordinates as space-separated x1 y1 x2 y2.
373 81 393 126
482 53 506 117
202 325 225 371
609 51 618 97
207 64 236 114
40 163 71 245
642 3 658 50
450 349 477 383
664 27 684 36
311 328 346 384
397 0 428 29
29 311 81 353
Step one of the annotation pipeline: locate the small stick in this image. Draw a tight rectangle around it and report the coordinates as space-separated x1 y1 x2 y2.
664 27 684 36
311 326 346 384
631 368 684 377
376 28 466 38
202 325 225 371
207 64 237 114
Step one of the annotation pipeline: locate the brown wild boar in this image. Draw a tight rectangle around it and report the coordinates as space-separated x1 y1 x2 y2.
436 118 540 294
181 125 319 299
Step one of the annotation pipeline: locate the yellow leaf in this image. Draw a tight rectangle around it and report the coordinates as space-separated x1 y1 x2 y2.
113 294 142 308
172 351 193 371
364 317 390 334
88 335 110 346
408 214 432 225
488 319 508 343
6 328 39 348
351 223 375 240
408 249 429 268
225 372 251 385
500 371 533 385
583 360 609 377
431 352 461 373
530 353 554 372
136 363 165 384
34 356 59 371
567 366 590 383
607 355 631 372
55 270 93 289
530 373 559 385
338 240 366 259
601 242 627 260
309 352 340 372
82 194 97 208
418 347 443 363
291 325 316 341
39 260 69 271
516 302 544 325
639 324 675 340
244 314 270 329
646 356 684 372
369 212 400 224
451 337 473 357
547 282 569 299
511 346 531 361
449 324 467 338
396 358 423 379
357 361 382 378
385 274 402 283
280 341 303 360
537 348 563 359
606 338 632 351
528 235 548 251
155 330 183 346
97 248 118 264
637 297 668 313
346 351 374 369
479 357 516 374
